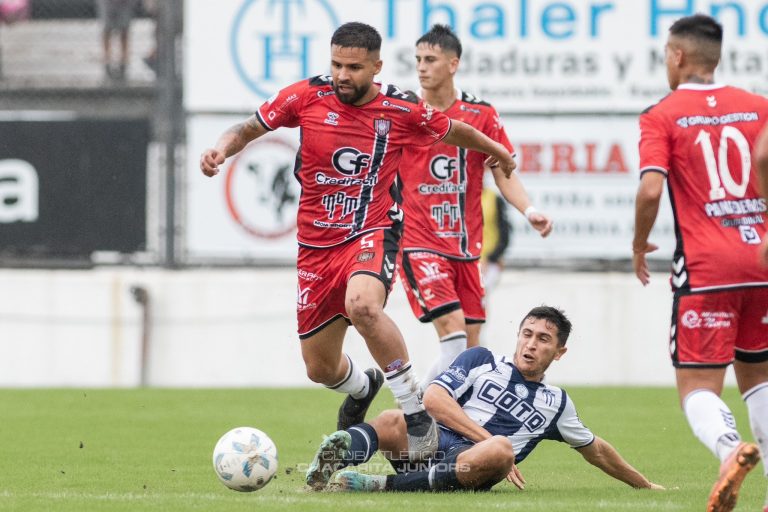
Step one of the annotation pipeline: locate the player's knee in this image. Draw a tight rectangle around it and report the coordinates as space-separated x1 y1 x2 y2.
375 409 404 431
304 360 336 385
345 294 382 325
488 436 515 470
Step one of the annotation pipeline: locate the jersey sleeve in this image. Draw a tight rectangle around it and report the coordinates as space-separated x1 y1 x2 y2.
255 80 306 131
409 101 452 145
431 346 495 400
555 392 595 448
486 106 515 156
638 108 670 177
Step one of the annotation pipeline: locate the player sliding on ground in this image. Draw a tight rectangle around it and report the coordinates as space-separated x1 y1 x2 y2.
306 306 664 493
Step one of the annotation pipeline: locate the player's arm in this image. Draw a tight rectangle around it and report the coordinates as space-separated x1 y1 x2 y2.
632 171 665 285
576 436 664 489
489 166 552 238
200 115 268 177
442 120 516 178
755 124 768 266
423 384 491 443
423 384 527 490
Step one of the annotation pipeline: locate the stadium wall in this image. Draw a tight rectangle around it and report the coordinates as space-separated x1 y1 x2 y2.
1 267 728 388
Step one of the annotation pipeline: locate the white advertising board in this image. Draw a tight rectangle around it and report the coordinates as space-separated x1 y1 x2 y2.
185 0 768 113
185 114 675 262
185 115 301 262
503 115 675 261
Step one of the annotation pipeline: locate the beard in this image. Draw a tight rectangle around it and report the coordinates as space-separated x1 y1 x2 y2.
333 81 370 105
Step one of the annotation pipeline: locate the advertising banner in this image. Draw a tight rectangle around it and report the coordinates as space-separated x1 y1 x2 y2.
185 114 675 262
0 120 149 260
186 0 768 114
186 115 301 262
502 115 674 261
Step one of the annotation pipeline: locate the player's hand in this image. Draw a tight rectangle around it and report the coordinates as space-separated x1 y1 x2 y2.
647 482 665 490
200 148 226 177
506 463 526 490
632 241 658 286
484 154 516 179
528 212 553 238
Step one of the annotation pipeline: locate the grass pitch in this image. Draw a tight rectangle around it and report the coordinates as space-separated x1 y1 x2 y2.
0 387 762 511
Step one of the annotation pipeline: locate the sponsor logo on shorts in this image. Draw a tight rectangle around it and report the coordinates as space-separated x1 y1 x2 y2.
297 285 317 311
298 269 323 281
417 261 449 285
681 309 734 329
409 251 444 260
681 310 700 328
357 251 375 262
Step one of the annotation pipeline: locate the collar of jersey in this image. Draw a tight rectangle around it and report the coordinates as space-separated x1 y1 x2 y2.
502 355 548 385
677 83 725 91
416 87 463 100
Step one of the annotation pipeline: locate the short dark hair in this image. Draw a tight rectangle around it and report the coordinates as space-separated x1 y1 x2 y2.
519 306 572 346
669 14 722 68
416 24 462 58
331 22 382 52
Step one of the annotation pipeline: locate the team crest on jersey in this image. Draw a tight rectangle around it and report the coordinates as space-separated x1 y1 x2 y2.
706 95 717 107
374 118 391 136
357 251 374 262
514 384 530 399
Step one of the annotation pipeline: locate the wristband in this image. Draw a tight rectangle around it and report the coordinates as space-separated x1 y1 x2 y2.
523 206 538 220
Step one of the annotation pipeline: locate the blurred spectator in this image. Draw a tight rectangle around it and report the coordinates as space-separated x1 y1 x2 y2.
0 0 30 24
96 0 140 81
141 0 157 74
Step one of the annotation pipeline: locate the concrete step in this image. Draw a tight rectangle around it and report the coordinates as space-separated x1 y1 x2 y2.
0 18 156 87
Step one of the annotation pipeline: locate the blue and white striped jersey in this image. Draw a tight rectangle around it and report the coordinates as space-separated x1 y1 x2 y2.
431 346 595 463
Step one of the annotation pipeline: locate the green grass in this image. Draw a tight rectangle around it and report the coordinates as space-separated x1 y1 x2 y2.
0 387 762 511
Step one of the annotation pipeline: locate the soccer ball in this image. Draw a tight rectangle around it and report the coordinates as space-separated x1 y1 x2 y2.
212 426 278 492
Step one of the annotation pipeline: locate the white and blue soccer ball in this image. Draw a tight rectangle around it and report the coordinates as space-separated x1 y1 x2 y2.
212 426 278 492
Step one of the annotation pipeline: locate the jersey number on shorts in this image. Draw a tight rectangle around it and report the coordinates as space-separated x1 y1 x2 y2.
360 234 374 249
695 127 751 201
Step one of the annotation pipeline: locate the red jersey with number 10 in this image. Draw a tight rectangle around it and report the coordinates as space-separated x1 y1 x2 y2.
256 76 452 248
639 84 768 292
400 90 514 259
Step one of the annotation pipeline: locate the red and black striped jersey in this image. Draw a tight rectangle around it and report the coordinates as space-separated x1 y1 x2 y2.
256 76 452 248
639 84 768 292
399 89 514 259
